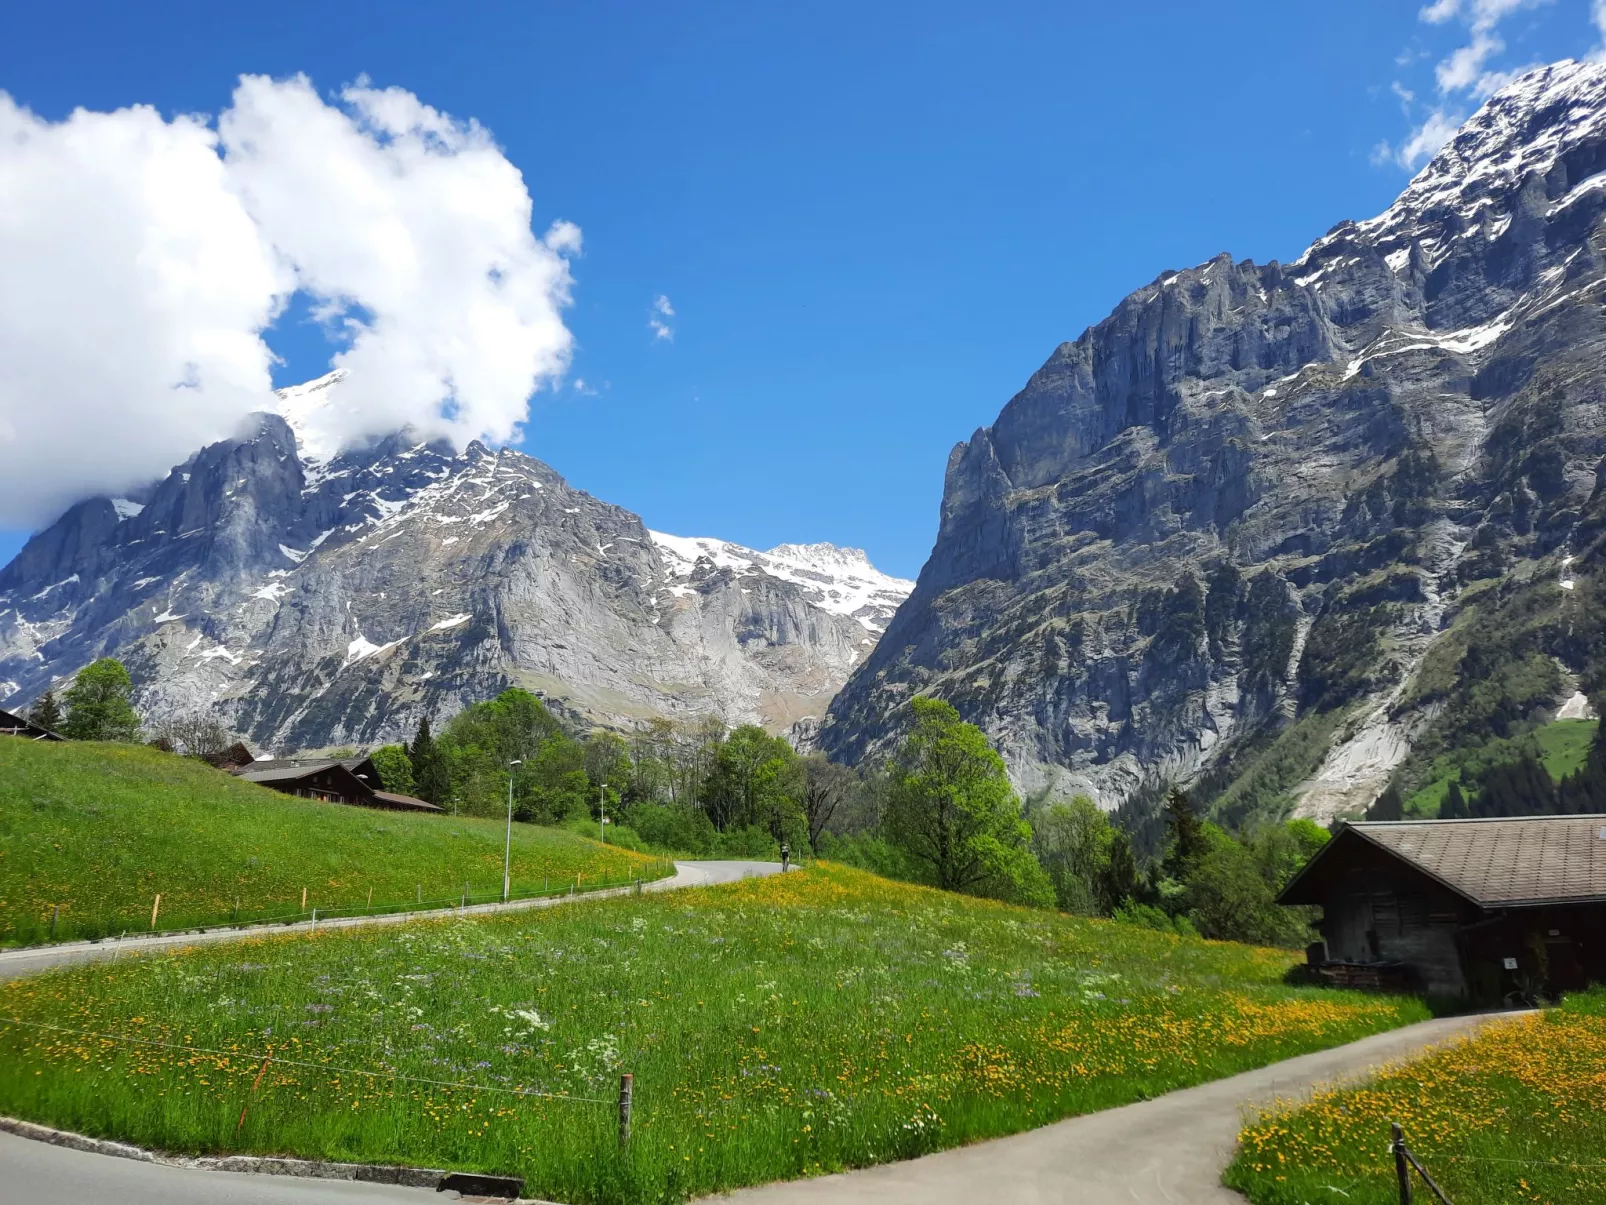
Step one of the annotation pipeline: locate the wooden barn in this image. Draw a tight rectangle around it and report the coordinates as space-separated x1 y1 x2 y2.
232 755 442 814
1279 816 1606 1002
0 707 63 741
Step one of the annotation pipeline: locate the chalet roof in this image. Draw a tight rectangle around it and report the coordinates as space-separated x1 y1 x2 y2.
236 762 371 792
0 707 64 742
1281 815 1606 909
372 789 445 813
236 756 374 776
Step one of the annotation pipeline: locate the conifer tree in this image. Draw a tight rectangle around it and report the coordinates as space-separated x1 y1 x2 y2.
1442 778 1467 819
1159 787 1207 881
408 717 450 805
28 689 63 733
1366 782 1404 821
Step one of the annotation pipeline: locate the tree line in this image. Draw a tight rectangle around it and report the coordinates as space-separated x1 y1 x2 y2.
25 662 1328 945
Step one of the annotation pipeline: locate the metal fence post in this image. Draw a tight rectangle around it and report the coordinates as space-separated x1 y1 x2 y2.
1392 1123 1412 1205
619 1072 633 1146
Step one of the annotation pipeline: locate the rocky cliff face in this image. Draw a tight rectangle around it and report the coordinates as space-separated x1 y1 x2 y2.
820 61 1606 820
0 373 912 750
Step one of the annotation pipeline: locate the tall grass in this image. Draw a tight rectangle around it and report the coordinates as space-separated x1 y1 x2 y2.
0 864 1426 1203
0 740 663 945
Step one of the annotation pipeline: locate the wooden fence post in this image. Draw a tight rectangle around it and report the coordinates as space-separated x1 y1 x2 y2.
417 883 422 905
301 886 307 911
618 1072 633 1146
150 894 161 930
1392 1122 1413 1205
366 887 373 912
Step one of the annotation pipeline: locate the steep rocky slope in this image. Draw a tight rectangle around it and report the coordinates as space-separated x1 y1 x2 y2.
0 374 911 749
820 60 1606 822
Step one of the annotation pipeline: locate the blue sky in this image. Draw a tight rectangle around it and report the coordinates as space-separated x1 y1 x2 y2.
2 0 1602 578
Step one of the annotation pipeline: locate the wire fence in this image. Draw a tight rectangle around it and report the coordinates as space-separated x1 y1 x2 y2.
5 859 678 949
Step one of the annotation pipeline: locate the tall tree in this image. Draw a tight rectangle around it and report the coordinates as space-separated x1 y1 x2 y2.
408 717 450 805
1159 787 1208 882
882 697 1051 905
370 744 416 794
1098 829 1140 914
1365 782 1404 821
1441 778 1467 819
1030 795 1114 914
60 659 140 742
27 690 63 733
800 753 855 849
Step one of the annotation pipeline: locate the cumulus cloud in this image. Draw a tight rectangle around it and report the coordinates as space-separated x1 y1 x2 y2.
1377 0 1553 169
648 294 675 341
0 75 579 528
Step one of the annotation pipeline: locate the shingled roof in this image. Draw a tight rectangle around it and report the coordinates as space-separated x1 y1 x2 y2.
1282 815 1606 909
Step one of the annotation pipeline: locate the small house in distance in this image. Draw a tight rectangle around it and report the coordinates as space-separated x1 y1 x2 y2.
231 754 442 814
0 707 64 742
1280 816 1606 1001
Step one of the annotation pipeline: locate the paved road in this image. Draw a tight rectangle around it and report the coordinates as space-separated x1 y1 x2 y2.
705 1012 1515 1205
0 1133 449 1205
0 859 782 983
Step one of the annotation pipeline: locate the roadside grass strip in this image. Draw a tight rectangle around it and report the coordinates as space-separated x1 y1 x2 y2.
0 739 663 945
0 864 1424 1204
1226 988 1606 1205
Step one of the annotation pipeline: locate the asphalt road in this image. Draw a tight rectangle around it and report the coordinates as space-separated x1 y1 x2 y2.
0 1135 449 1205
705 1012 1517 1205
0 859 783 983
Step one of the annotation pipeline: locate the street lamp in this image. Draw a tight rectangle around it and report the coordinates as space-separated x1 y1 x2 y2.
504 760 522 902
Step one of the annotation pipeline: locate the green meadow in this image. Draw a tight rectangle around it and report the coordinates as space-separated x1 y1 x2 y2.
0 864 1425 1203
0 739 663 945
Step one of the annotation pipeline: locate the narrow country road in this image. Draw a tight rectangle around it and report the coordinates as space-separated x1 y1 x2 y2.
705 1012 1516 1205
0 859 780 983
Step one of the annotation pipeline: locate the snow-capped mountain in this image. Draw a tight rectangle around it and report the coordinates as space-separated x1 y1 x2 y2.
0 388 913 749
650 533 912 634
821 59 1606 818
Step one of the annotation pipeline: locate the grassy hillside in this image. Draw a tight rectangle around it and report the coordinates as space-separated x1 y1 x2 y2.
1403 718 1597 816
1227 990 1606 1204
0 739 663 945
0 864 1425 1203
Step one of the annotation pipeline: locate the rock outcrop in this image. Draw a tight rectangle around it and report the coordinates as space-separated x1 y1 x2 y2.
820 61 1606 819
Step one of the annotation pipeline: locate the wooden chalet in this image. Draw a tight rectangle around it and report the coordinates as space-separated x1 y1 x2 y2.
0 707 64 742
1280 816 1606 1001
231 754 442 813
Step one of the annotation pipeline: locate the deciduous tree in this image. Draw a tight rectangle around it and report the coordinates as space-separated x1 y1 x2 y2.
61 658 140 742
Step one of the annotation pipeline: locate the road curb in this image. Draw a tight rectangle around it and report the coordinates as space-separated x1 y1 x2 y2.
0 1117 571 1201
0 1116 445 1185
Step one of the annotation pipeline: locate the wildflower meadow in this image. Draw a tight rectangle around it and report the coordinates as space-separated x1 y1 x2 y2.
0 864 1424 1203
1226 989 1606 1205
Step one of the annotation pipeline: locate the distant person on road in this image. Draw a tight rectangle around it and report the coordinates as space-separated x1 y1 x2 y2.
780 842 790 873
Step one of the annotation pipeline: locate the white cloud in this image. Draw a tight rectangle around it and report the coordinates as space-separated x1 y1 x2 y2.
0 75 579 528
1375 108 1467 168
1381 0 1552 170
648 294 675 341
1593 0 1606 57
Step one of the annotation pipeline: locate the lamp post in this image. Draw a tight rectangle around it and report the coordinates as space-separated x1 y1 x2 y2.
504 760 522 902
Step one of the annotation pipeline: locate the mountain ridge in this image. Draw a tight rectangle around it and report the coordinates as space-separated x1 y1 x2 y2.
819 59 1606 824
0 392 912 750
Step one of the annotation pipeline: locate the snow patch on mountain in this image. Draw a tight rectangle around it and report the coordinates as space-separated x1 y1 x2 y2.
649 532 914 631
